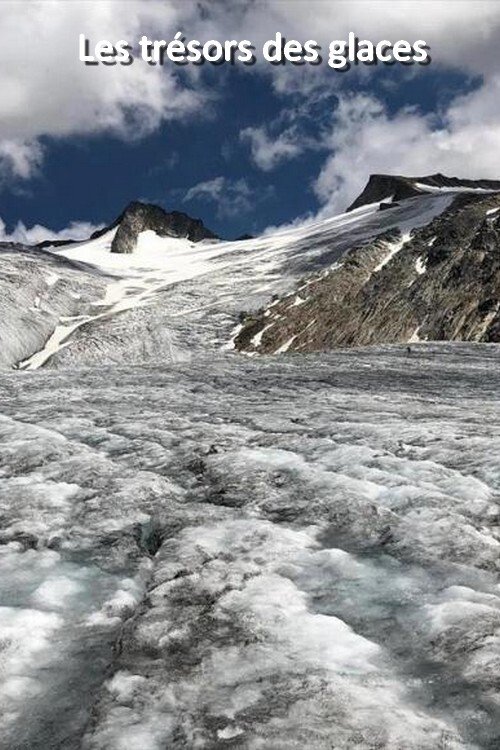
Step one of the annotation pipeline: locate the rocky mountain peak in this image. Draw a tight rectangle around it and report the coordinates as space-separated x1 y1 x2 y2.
110 201 218 254
346 174 421 211
35 201 218 252
347 172 500 212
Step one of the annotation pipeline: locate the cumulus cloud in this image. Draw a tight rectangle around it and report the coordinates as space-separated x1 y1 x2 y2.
239 91 337 172
0 140 44 180
214 0 500 80
185 0 500 219
0 0 206 178
184 176 259 218
0 217 101 245
184 176 227 203
195 0 500 213
240 126 303 171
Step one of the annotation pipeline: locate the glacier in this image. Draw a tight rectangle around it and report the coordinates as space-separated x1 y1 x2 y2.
0 185 499 749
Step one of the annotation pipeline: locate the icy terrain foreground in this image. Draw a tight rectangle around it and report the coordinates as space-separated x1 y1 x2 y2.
1 346 500 749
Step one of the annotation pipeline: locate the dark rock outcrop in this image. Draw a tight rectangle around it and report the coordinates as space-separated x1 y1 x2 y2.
37 238 78 250
347 174 422 211
379 201 399 211
111 202 218 254
36 218 124 250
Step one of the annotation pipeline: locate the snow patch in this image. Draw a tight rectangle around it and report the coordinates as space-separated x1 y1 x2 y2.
290 294 306 307
217 725 245 740
414 182 496 195
408 326 422 343
222 322 244 351
45 272 59 287
274 335 296 354
251 323 274 348
373 233 411 273
415 256 427 275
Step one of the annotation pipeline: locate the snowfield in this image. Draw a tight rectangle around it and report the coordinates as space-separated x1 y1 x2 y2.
1 189 499 748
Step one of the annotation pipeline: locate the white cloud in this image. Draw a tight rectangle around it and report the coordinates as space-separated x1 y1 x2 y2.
184 176 256 218
0 217 101 245
0 0 206 178
184 176 227 203
220 0 500 79
240 126 302 171
191 0 500 213
195 0 500 213
0 140 44 180
239 90 337 172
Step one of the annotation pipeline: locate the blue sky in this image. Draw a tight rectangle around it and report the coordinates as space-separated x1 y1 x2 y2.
0 1 499 241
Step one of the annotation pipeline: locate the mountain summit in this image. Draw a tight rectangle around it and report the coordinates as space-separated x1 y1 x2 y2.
6 171 500 371
347 172 500 211
36 201 218 252
110 202 218 254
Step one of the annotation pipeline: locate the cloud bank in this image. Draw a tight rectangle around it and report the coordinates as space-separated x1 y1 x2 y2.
0 218 102 245
315 74 500 215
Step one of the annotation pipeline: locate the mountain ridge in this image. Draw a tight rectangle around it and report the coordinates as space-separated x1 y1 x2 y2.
35 172 500 252
36 201 218 252
235 190 500 353
347 172 500 211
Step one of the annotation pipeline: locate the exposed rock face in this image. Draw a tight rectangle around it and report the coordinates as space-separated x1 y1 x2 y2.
347 175 423 211
235 192 500 354
110 201 218 253
347 172 500 212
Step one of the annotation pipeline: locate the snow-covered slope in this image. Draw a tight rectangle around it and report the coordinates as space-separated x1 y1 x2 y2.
4 190 452 371
0 245 109 369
